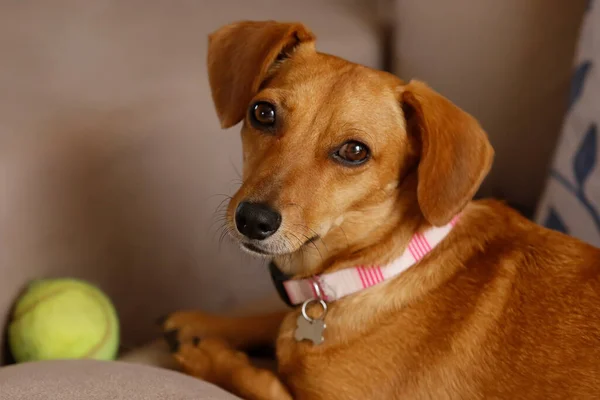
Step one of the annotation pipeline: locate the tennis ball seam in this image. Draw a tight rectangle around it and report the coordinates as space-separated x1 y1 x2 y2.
80 285 116 359
13 287 72 320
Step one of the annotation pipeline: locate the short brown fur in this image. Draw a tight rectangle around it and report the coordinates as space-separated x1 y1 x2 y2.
163 21 600 399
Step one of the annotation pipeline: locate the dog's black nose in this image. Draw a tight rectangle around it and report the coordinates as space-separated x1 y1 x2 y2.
235 202 282 240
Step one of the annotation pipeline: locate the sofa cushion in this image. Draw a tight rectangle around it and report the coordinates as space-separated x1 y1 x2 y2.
0 360 238 399
0 0 380 362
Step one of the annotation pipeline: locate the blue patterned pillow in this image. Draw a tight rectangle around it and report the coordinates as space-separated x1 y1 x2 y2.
535 1 600 247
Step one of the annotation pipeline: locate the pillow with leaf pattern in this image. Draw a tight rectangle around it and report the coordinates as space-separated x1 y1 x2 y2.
535 0 600 247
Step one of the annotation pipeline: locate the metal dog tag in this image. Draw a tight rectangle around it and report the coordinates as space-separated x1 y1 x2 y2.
294 298 327 345
294 314 326 345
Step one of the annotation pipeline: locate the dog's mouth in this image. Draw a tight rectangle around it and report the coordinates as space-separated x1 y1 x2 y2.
241 243 272 255
240 235 320 257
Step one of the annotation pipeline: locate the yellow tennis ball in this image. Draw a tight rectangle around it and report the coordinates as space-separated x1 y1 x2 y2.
8 278 119 362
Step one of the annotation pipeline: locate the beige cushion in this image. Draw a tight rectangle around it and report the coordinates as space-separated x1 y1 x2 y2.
0 360 238 399
0 0 380 362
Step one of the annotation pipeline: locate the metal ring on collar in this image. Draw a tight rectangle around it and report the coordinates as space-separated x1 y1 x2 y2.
301 298 328 322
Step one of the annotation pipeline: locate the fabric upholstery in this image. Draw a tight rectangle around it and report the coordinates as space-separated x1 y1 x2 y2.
0 360 239 399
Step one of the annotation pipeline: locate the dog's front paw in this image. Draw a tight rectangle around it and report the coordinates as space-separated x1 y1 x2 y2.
174 337 247 379
158 311 215 353
174 337 290 400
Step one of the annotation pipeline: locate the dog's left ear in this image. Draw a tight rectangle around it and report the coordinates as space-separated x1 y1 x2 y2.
399 80 494 226
207 21 316 129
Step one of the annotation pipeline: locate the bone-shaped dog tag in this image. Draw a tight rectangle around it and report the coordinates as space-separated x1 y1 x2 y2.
294 297 328 345
294 314 326 345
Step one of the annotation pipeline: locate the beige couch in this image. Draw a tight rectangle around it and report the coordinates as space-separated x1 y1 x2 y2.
0 0 587 398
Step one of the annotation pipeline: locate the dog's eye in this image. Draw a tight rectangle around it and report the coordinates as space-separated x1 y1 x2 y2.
333 141 370 165
250 102 276 128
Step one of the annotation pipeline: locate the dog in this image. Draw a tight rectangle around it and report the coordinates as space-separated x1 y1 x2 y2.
161 21 600 399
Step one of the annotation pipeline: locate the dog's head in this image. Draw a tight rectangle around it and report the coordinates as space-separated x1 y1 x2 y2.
207 21 493 272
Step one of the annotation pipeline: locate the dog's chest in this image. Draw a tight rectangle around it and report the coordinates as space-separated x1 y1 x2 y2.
273 292 493 399
276 334 471 400
277 341 397 399
275 311 453 399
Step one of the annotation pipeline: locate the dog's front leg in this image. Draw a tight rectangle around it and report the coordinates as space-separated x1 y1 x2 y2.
175 337 292 400
161 310 287 350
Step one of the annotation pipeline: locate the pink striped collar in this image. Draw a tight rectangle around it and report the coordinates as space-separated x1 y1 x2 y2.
281 216 459 305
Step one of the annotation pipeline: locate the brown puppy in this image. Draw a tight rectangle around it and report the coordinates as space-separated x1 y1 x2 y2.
162 21 600 399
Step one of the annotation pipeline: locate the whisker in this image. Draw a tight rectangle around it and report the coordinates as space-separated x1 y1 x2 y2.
299 232 324 263
209 215 229 228
229 158 242 180
282 203 332 254
291 223 330 254
337 225 350 250
205 193 233 202
212 196 232 215
282 232 304 271
211 221 229 242
288 231 317 267
218 225 234 253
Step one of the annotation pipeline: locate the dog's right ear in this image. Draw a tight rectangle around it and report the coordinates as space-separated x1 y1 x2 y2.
207 21 316 129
